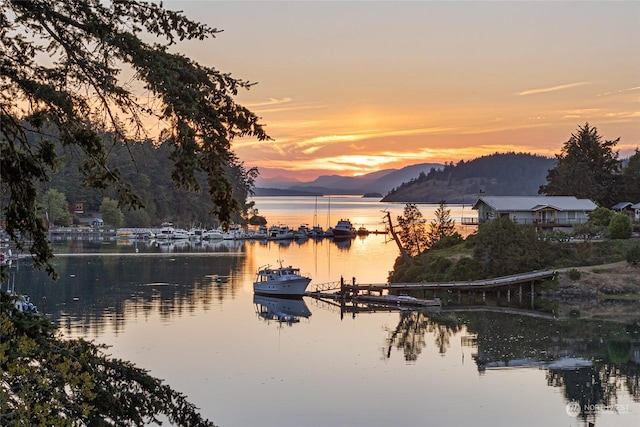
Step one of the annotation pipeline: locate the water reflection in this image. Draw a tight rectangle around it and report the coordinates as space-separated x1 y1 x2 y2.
11 232 640 426
253 295 312 326
15 246 246 336
374 307 640 425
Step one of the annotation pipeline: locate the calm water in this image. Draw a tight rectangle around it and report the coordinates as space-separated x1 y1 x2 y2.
11 197 640 427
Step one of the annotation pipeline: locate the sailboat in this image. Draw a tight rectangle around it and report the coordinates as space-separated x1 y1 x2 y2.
323 196 334 237
310 196 324 238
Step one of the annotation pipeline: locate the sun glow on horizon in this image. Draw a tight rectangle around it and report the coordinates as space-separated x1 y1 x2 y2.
205 1 640 181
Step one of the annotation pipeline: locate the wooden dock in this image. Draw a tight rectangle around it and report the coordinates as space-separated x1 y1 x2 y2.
306 269 556 311
309 270 556 295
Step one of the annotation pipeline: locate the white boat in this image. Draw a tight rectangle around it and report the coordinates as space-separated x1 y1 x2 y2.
309 225 324 238
172 228 190 239
223 224 245 240
157 225 189 240
294 224 311 239
253 261 312 296
249 225 268 240
268 225 294 240
202 228 224 240
333 219 356 237
4 276 38 314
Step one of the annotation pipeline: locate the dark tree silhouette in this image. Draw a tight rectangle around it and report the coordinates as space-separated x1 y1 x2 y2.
0 0 268 278
539 123 621 206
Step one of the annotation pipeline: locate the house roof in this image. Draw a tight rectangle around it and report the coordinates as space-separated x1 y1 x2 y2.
612 202 633 210
472 196 597 212
632 202 640 209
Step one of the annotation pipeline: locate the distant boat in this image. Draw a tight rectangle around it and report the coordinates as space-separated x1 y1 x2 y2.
294 224 311 239
356 225 370 236
322 227 334 238
253 261 312 296
249 225 268 240
268 225 294 240
310 196 324 238
202 228 224 240
309 225 324 238
156 222 189 240
333 219 356 238
223 224 245 240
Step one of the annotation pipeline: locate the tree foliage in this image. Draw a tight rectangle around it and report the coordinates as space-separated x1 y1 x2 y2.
539 123 621 207
627 243 640 265
473 216 552 277
608 212 632 239
396 203 427 257
100 197 124 228
38 188 69 226
0 294 216 426
0 0 268 278
619 149 640 203
425 201 461 249
588 206 614 228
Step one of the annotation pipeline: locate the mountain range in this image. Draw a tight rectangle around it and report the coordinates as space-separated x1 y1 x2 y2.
253 163 444 196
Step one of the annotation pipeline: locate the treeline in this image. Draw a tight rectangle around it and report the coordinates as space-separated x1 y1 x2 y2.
382 152 556 203
36 138 255 228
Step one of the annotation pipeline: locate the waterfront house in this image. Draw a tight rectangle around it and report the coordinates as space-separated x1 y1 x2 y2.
612 202 636 221
632 202 640 222
472 196 597 230
69 200 85 215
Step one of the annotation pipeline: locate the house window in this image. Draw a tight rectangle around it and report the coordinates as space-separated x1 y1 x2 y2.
567 211 576 222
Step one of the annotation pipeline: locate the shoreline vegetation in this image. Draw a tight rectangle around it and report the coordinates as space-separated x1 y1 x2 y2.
549 261 640 322
387 203 640 323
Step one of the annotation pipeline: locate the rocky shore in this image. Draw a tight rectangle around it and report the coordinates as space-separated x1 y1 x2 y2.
541 261 640 322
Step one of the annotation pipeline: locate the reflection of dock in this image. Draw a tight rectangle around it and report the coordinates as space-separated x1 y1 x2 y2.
305 292 441 319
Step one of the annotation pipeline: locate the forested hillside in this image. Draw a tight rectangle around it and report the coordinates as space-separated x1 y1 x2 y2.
382 153 555 203
36 139 255 228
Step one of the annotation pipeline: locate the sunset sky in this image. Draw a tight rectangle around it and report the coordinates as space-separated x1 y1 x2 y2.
165 1 640 181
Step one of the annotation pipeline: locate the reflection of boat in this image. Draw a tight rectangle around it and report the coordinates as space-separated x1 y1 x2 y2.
253 261 311 296
254 294 311 324
333 219 356 237
333 237 352 250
